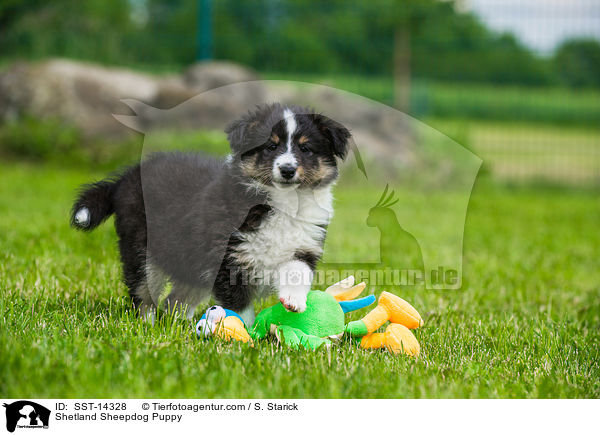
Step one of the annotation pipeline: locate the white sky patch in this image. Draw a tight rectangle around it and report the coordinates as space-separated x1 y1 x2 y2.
467 0 600 55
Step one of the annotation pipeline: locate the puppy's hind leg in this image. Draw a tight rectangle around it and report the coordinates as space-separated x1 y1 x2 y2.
132 281 158 324
164 281 206 321
125 262 167 324
121 254 160 323
140 262 167 323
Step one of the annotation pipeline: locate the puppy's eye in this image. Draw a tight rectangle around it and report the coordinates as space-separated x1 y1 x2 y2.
299 144 311 153
267 143 278 151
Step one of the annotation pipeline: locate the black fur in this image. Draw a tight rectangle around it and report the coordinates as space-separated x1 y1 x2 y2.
309 114 352 160
71 103 351 315
294 250 320 270
71 178 120 230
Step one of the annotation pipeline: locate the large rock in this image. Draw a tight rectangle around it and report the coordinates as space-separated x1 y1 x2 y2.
145 61 265 131
0 59 266 139
0 59 161 138
0 58 413 164
183 61 260 92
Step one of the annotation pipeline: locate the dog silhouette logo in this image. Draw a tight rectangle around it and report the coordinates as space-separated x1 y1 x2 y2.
3 401 50 432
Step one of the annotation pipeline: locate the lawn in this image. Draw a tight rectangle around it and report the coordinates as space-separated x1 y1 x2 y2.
1 159 599 399
428 119 600 185
263 72 600 127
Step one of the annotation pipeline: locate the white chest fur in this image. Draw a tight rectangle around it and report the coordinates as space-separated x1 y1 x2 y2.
232 186 333 274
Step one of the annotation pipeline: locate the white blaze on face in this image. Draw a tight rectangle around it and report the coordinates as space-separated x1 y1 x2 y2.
273 108 298 182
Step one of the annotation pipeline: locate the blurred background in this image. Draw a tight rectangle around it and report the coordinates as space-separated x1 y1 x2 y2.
0 0 599 185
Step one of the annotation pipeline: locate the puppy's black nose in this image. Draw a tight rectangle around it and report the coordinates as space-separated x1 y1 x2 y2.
279 164 297 180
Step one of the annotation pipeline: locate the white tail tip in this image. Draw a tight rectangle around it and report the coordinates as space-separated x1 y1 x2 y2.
75 207 90 226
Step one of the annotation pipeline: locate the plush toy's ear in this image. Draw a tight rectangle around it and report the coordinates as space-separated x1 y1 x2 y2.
312 114 351 159
339 295 376 313
326 276 355 296
332 282 367 302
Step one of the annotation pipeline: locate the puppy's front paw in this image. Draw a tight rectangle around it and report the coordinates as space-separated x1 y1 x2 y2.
279 288 307 313
276 261 312 313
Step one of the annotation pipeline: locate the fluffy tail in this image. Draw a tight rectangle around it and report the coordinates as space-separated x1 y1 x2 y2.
71 178 119 231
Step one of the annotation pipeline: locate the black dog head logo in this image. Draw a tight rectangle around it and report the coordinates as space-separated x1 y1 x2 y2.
3 401 50 433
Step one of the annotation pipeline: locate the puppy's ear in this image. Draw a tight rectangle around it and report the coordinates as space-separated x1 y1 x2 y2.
224 118 249 155
313 114 351 160
226 105 273 155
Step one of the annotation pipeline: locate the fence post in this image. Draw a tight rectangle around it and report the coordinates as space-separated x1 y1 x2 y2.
393 26 411 113
197 0 213 61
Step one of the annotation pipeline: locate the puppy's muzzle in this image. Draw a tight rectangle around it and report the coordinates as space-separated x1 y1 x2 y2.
279 164 297 180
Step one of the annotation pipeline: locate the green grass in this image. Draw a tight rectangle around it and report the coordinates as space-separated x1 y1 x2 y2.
1 161 599 398
427 119 600 185
263 72 600 127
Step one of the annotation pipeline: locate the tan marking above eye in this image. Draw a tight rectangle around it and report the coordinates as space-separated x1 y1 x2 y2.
298 135 309 144
271 133 280 144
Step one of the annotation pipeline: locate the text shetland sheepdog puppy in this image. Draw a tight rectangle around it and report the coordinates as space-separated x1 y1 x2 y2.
71 103 351 323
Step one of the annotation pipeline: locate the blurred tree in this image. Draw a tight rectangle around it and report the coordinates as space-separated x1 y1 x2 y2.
385 0 445 110
144 0 196 64
554 39 600 88
0 0 135 64
0 0 563 87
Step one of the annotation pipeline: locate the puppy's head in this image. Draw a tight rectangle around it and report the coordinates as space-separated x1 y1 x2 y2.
225 104 351 189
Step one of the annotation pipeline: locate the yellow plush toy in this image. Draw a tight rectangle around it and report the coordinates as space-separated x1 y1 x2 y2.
195 306 252 344
324 276 423 355
345 288 423 356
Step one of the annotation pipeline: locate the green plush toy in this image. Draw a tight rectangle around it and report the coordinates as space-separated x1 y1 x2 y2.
251 288 375 350
198 276 424 356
